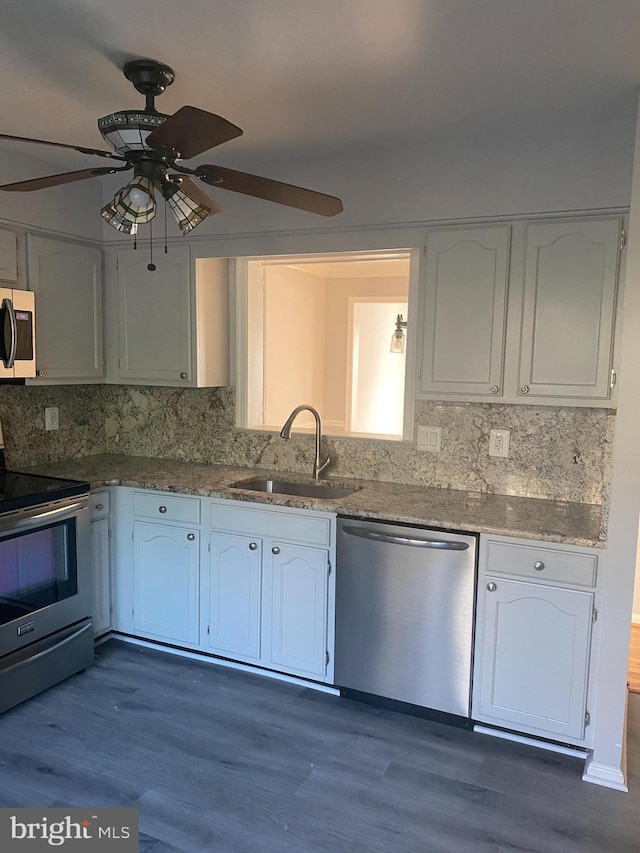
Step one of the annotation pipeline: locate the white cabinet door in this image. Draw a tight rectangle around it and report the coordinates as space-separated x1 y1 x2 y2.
118 245 193 384
90 517 111 636
476 577 593 740
518 218 620 401
133 521 199 644
419 226 510 397
265 543 328 679
27 235 103 380
205 531 262 661
0 228 17 281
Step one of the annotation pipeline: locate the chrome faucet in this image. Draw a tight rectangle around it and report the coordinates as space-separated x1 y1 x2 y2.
279 405 330 480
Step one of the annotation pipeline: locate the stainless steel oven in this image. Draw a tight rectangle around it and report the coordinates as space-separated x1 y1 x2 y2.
0 464 94 713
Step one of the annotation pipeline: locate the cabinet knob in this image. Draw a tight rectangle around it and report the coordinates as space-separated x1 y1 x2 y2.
249 542 258 551
180 372 188 379
37 369 45 377
95 503 104 511
187 533 195 541
489 385 499 394
486 582 497 592
158 505 167 513
272 546 280 555
533 561 545 571
519 384 530 394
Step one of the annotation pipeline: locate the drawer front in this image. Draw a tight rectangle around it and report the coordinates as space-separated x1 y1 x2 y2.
133 491 201 525
211 502 331 547
89 490 110 519
486 540 597 587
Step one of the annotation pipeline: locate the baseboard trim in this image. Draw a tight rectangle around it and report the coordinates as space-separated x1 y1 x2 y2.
107 632 340 695
582 754 628 791
473 725 588 758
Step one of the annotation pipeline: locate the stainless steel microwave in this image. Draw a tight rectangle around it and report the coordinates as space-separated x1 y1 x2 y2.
0 288 35 380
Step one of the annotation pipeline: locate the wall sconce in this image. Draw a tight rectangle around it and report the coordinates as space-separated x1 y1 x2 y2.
390 314 408 353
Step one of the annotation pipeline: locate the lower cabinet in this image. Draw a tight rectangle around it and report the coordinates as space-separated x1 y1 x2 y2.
204 501 335 682
90 490 111 637
133 520 200 645
472 535 599 745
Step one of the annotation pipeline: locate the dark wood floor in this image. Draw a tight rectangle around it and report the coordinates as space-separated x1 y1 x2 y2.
0 639 639 853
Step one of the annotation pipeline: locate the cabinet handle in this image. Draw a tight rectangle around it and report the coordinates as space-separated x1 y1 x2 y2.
272 546 280 555
249 542 258 551
519 384 530 394
486 582 497 592
158 506 167 513
180 372 188 379
187 533 195 541
37 369 45 377
489 385 499 394
95 503 104 511
533 561 545 571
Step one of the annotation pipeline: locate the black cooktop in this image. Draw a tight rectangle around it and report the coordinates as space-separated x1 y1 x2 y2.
0 470 90 515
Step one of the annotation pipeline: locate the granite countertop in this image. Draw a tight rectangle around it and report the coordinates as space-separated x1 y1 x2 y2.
25 453 605 547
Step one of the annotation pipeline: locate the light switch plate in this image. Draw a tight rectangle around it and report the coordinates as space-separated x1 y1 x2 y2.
417 425 442 453
489 428 510 458
45 407 59 431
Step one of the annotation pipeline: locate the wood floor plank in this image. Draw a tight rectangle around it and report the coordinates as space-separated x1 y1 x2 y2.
628 623 640 693
0 639 639 853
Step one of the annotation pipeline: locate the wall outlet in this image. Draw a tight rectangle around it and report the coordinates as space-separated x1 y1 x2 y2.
45 407 59 431
417 425 442 453
489 428 510 458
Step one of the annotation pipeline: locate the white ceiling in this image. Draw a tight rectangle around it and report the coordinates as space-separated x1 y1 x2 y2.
0 0 639 173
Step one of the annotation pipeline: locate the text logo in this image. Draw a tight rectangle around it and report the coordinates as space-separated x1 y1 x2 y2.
0 808 138 850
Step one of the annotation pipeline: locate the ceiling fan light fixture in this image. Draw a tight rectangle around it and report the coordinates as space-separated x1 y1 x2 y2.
98 110 167 155
111 175 156 223
162 182 212 235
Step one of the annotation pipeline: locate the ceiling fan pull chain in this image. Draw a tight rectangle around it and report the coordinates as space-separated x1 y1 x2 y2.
147 217 156 272
164 198 168 254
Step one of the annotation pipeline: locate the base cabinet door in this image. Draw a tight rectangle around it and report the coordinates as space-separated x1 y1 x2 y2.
133 521 199 645
90 517 111 636
476 577 594 740
265 543 329 679
204 532 262 661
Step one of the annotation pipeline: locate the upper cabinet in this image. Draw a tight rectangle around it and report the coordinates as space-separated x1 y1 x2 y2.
0 228 18 282
419 226 510 398
517 219 620 402
27 235 103 382
115 246 229 387
417 216 622 407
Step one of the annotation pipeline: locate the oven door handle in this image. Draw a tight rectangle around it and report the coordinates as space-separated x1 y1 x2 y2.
0 500 87 532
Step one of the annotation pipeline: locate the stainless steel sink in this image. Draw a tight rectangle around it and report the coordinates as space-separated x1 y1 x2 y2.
231 478 358 499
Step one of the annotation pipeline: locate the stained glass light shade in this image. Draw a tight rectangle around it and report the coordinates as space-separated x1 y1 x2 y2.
100 202 138 234
97 111 167 155
162 183 212 235
110 175 156 224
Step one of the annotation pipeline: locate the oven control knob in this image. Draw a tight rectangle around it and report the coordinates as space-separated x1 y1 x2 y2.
158 505 167 513
187 533 195 541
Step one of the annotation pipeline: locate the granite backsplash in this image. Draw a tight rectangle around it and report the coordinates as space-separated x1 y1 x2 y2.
0 384 613 509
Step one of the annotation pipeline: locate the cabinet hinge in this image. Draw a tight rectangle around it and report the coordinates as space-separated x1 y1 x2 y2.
620 229 626 251
592 606 598 624
131 531 134 540
327 559 332 576
325 650 330 666
207 625 210 635
585 710 591 727
208 542 211 552
423 244 427 256
610 368 617 389
417 368 422 381
131 608 134 620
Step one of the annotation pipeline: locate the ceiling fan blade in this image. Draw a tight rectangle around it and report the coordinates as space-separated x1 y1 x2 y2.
0 133 127 161
146 106 243 159
197 165 344 216
168 175 222 214
0 166 130 192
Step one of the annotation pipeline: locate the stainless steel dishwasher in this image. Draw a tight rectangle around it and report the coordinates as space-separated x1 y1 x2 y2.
335 517 477 719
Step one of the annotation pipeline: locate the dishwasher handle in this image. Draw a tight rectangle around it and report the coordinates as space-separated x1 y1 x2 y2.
341 525 469 550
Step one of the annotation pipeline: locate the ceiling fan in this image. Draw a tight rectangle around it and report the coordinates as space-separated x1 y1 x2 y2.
0 59 344 235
